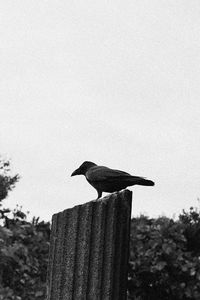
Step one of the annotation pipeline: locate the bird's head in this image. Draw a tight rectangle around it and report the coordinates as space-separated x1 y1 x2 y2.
71 161 97 176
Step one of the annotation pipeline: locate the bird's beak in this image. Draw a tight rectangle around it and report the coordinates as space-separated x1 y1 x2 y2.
71 168 81 176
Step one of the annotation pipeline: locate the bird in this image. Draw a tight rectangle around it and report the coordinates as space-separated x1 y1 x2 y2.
71 161 155 199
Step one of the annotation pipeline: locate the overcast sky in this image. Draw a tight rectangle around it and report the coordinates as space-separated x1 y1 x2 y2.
1 1 200 221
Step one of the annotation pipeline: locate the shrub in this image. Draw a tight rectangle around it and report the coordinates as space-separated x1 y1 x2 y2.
0 206 50 300
128 209 200 300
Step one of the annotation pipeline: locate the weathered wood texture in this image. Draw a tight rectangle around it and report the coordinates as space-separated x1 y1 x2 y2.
46 189 132 300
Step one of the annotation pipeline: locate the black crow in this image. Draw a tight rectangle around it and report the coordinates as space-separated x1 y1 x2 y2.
71 161 155 199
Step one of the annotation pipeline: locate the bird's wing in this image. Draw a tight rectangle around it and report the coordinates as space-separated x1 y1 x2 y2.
86 166 133 182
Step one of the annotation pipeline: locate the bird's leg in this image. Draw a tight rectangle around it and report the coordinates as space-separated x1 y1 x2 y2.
97 190 102 199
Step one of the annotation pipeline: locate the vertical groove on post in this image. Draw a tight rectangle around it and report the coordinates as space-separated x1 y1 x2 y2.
46 189 132 300
112 197 124 299
59 207 79 300
118 191 132 299
48 212 63 299
86 201 106 299
101 196 117 300
72 203 93 300
112 191 132 300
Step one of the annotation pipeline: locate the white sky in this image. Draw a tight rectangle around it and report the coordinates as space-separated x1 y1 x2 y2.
1 1 200 221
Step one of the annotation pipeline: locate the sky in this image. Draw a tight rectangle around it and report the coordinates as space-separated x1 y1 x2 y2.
0 1 200 221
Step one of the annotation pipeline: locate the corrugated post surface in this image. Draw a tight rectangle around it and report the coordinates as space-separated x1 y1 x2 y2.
46 189 132 300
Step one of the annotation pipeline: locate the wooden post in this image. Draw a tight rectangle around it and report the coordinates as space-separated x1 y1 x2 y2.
46 189 132 300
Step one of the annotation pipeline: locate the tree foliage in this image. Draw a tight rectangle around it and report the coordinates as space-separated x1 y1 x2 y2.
0 158 19 202
128 208 200 300
0 158 50 300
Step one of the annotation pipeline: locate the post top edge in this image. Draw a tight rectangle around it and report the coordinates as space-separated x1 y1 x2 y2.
53 189 132 217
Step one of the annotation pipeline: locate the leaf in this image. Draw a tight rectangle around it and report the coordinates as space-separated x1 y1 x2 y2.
35 291 44 297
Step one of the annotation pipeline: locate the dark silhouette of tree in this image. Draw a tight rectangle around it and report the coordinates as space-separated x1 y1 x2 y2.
0 157 50 300
128 209 200 300
0 157 19 202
